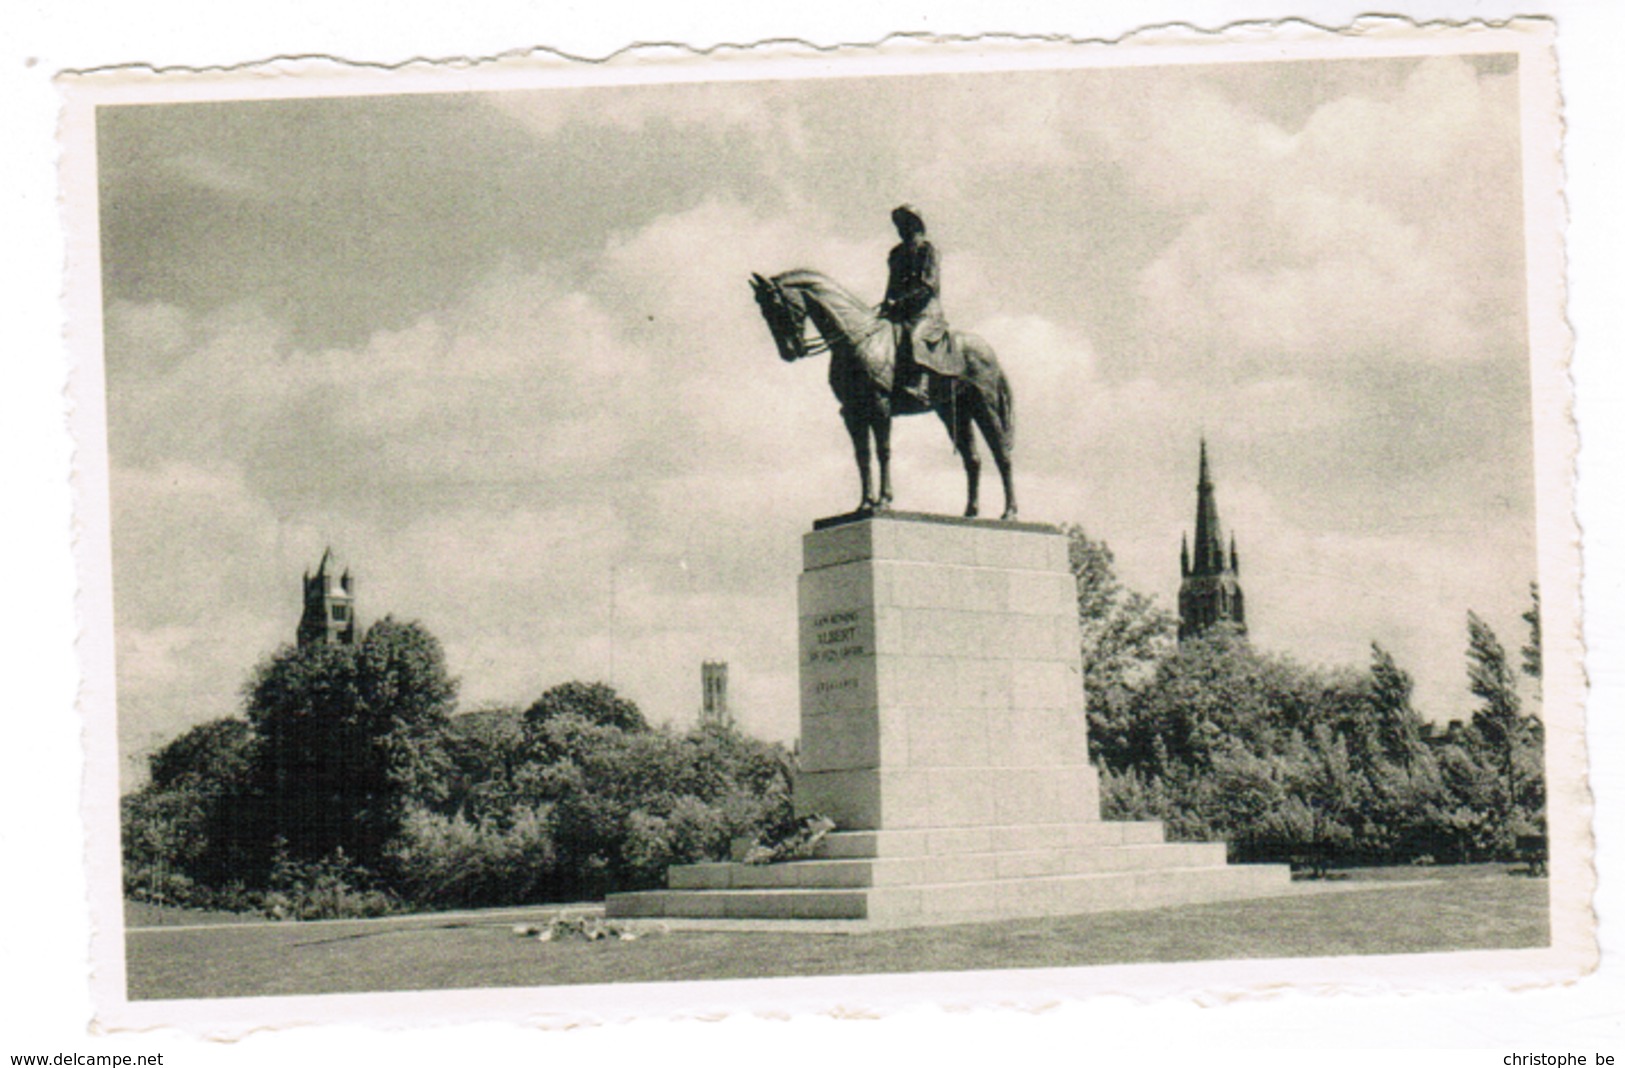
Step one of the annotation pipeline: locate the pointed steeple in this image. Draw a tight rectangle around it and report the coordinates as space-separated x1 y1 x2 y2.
1178 441 1246 643
1191 438 1226 575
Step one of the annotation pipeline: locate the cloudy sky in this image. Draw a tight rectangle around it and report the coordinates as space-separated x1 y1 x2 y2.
97 51 1539 784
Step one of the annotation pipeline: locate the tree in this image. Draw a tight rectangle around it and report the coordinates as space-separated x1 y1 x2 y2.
1061 525 1176 762
244 617 458 871
122 784 214 903
147 717 255 793
1064 526 1177 694
1521 582 1542 682
1466 610 1523 844
524 680 647 735
1105 630 1314 773
441 705 529 821
128 715 261 893
356 617 460 811
1467 612 1521 723
1431 739 1507 861
1365 643 1424 766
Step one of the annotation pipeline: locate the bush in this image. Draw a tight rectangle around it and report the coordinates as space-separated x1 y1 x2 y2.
1243 795 1354 874
512 718 794 899
1098 766 1180 824
260 845 397 920
385 805 558 909
621 795 733 885
127 658 811 912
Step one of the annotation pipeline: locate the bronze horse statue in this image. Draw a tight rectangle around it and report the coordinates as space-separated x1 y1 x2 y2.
750 269 1016 520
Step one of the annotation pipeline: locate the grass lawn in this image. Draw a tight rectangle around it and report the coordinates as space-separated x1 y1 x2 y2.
124 865 1548 1001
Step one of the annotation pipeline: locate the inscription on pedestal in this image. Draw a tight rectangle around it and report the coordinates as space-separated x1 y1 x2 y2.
807 609 867 664
797 516 1099 829
800 604 876 719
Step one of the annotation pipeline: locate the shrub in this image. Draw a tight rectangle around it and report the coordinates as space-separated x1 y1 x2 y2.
1099 766 1180 824
385 805 558 909
1243 795 1353 876
128 663 805 911
620 795 735 886
259 845 398 920
502 718 795 899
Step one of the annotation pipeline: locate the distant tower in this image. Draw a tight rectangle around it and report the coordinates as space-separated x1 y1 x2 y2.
1178 441 1246 643
297 549 357 647
701 660 731 728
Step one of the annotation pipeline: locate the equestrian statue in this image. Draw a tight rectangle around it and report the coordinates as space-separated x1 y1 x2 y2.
750 205 1017 520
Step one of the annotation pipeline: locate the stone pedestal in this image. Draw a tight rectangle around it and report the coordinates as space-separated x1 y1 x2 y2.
606 513 1290 926
794 514 1096 832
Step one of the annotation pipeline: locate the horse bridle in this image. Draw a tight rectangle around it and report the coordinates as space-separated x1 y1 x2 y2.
751 274 830 361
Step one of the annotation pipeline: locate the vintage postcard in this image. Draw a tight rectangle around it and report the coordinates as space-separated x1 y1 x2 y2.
62 19 1586 1031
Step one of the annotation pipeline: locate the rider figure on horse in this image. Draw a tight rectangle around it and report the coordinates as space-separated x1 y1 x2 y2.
878 204 956 409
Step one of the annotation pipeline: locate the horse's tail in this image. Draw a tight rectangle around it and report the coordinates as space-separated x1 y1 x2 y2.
994 365 1015 455
959 333 1015 455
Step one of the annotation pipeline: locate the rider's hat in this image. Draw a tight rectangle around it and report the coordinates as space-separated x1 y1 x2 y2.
891 204 926 234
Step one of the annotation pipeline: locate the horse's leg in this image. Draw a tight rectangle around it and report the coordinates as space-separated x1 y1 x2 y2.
971 392 1016 520
842 408 875 512
873 411 894 511
949 387 982 518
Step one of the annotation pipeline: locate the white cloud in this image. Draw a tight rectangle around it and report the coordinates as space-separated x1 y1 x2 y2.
104 300 194 364
118 625 202 695
109 460 292 786
105 199 900 754
160 152 276 201
1125 56 1524 374
102 57 1539 772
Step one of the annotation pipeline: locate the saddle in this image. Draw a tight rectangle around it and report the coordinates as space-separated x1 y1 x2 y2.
909 328 966 379
888 323 966 415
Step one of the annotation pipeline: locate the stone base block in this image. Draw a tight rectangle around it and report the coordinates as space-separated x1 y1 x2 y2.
604 822 1293 925
606 853 1292 924
795 766 1101 831
781 822 1167 859
608 516 1290 928
666 842 1228 891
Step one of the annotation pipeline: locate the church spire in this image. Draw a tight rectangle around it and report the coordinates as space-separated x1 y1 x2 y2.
1178 441 1246 643
1191 438 1226 575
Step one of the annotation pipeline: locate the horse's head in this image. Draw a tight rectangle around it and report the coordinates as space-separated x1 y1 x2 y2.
750 272 811 362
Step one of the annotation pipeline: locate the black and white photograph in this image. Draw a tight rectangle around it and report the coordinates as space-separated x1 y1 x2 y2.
11 6 1616 1054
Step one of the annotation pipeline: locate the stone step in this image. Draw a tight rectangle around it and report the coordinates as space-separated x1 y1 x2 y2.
670 842 1228 890
871 862 1293 922
811 821 1165 859
609 887 871 920
607 863 1292 923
